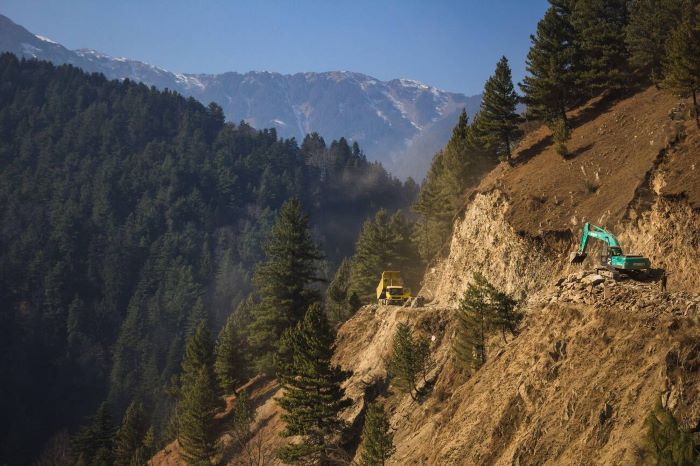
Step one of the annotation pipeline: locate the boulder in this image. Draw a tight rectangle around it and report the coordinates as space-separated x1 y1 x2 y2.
583 274 605 286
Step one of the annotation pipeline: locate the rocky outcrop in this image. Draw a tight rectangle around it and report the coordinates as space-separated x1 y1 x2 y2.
422 190 571 307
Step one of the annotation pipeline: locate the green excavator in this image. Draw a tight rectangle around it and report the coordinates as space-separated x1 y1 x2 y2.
570 222 651 275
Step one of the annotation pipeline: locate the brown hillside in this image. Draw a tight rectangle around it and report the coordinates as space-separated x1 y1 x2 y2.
333 276 700 465
150 86 700 466
480 87 694 234
424 86 700 301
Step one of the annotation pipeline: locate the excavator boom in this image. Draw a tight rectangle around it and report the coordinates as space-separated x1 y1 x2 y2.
570 222 650 271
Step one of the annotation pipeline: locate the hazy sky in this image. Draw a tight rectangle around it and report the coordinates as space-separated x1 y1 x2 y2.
3 0 549 96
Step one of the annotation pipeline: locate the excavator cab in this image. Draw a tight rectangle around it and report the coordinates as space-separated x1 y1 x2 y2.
570 223 651 272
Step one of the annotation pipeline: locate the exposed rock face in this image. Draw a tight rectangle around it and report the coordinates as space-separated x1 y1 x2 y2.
422 190 570 306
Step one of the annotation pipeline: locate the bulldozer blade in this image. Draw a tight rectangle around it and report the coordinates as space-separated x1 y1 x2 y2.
570 252 587 264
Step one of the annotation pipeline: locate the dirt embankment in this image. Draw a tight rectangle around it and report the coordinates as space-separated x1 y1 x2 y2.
334 274 700 465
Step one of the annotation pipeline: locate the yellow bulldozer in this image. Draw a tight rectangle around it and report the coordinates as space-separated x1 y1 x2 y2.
376 271 412 305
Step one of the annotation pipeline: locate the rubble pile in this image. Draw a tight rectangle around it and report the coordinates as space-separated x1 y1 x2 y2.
543 271 700 317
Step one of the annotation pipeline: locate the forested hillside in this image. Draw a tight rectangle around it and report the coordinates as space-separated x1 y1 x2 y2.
0 53 416 464
142 0 700 465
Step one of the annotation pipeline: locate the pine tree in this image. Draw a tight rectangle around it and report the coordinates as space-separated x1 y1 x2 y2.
386 323 431 400
572 0 630 94
227 390 255 447
113 402 149 466
442 109 472 193
71 403 117 466
177 321 222 466
489 286 522 343
214 312 246 395
453 273 520 371
358 402 395 466
662 2 700 128
638 401 699 465
178 367 221 466
135 428 155 466
520 1 580 125
248 199 323 371
626 0 683 83
276 304 352 465
453 276 490 371
326 258 358 324
477 56 524 162
180 321 219 400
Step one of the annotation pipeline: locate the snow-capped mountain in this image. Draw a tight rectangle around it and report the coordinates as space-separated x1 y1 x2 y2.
0 14 481 179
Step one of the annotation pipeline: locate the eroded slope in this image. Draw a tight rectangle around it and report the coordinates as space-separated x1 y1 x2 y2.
334 275 700 465
425 87 700 301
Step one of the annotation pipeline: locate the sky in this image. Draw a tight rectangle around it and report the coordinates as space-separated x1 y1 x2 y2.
2 0 550 96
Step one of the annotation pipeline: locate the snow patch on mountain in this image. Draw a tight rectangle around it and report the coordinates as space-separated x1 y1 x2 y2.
34 34 57 44
0 13 483 179
175 73 206 90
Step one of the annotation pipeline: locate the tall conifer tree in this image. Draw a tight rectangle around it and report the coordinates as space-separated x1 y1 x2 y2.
276 304 352 465
247 199 323 371
453 274 520 371
113 401 150 466
572 0 630 94
326 257 359 324
477 57 523 161
387 323 431 400
520 1 580 125
71 403 117 466
626 0 683 83
178 367 221 466
663 2 700 128
214 312 247 395
358 402 395 466
178 321 222 466
180 321 219 397
453 276 491 371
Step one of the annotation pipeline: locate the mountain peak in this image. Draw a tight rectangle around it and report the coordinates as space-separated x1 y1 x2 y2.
0 14 482 179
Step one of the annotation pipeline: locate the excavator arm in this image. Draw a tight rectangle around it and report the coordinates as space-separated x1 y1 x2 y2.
570 223 623 264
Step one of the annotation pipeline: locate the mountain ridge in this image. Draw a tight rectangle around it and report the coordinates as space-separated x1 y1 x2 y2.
0 13 481 179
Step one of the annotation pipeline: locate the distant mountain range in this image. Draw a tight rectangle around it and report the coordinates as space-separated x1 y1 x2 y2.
0 13 482 179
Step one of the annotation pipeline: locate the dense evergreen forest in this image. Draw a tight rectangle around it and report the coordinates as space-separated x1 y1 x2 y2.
3 0 700 463
0 53 416 464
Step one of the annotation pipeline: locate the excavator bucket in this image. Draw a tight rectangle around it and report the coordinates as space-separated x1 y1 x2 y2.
570 252 587 264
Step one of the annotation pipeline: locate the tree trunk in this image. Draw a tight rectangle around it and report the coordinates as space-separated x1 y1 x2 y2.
505 133 511 161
